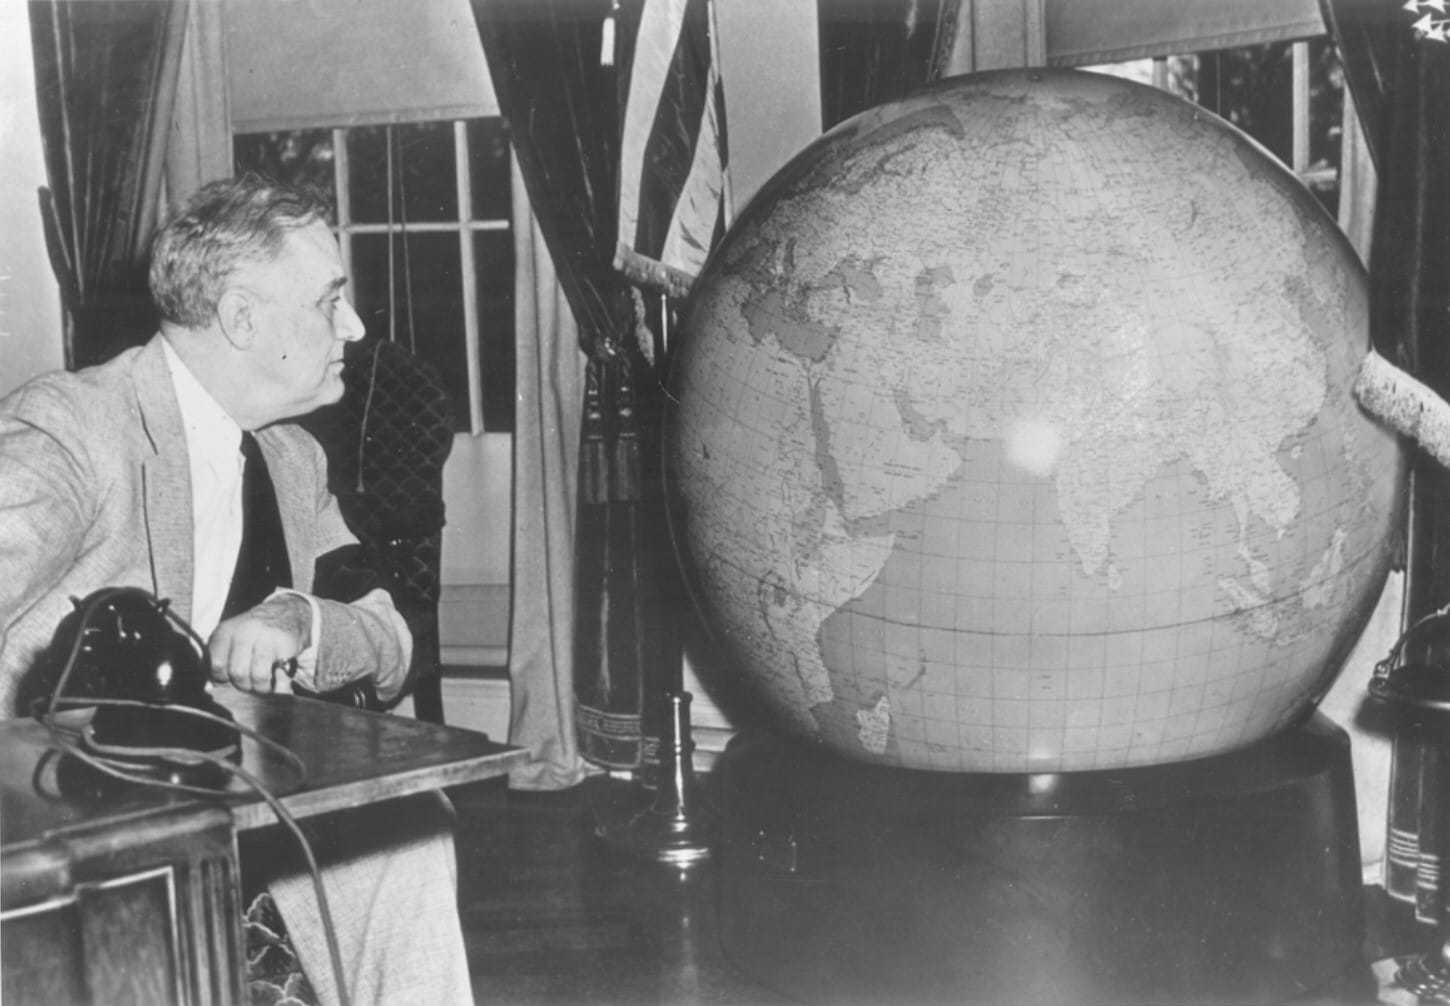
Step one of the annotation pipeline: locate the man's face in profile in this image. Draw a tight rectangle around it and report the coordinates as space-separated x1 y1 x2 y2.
241 221 365 423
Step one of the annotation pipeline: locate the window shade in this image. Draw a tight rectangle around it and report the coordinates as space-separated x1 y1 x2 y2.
225 0 498 132
1045 0 1326 66
225 0 1325 130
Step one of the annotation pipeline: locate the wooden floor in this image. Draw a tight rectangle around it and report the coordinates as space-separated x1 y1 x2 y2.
448 773 1436 1006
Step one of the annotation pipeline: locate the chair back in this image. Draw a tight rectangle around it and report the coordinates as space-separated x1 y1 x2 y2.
302 338 455 721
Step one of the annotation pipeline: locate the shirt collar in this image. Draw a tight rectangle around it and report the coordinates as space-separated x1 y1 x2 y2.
160 335 243 468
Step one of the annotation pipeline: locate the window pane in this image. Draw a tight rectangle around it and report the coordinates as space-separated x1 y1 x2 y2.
1306 39 1343 215
233 130 336 204
352 232 471 429
348 122 458 224
1198 44 1294 165
466 118 512 221
475 231 515 433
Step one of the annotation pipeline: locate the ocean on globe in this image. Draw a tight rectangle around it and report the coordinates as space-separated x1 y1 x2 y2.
666 68 1405 773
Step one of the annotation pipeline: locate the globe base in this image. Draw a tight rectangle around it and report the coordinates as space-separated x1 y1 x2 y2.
715 714 1367 1005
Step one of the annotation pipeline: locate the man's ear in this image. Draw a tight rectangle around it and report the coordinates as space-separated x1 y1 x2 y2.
216 287 258 350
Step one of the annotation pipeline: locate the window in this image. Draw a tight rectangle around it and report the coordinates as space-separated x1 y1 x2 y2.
1091 38 1345 214
234 119 515 433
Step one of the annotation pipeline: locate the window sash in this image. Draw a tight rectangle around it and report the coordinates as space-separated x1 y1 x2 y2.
331 121 507 434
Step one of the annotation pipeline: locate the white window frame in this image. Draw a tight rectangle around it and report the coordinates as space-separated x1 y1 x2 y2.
325 119 510 436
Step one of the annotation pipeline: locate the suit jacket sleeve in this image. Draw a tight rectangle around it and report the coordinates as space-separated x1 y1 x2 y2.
0 386 93 713
311 586 413 701
288 432 413 702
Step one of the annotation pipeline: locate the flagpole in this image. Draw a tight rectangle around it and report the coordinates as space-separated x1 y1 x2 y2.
598 288 715 872
709 0 733 231
596 0 725 870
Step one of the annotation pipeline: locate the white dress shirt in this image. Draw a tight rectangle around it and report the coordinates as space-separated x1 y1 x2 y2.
161 338 321 686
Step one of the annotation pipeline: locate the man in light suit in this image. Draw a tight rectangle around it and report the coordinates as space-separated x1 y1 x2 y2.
0 176 473 1004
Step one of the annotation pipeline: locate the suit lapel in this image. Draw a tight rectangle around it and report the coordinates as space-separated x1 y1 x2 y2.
130 337 196 621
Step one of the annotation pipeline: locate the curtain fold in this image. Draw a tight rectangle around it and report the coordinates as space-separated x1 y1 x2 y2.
1318 0 1398 170
508 158 593 790
817 0 1046 131
471 0 624 357
163 0 231 216
940 0 1047 74
818 0 958 130
472 0 664 786
1336 89 1377 258
29 0 189 369
1321 0 1450 917
1379 19 1450 923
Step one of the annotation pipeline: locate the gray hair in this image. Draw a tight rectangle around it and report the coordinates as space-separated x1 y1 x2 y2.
148 174 333 328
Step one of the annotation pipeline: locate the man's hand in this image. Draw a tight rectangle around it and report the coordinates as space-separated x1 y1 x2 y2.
207 594 312 694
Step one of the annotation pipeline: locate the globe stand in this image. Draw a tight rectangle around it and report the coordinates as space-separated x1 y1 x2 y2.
1369 662 1450 999
714 714 1366 1005
597 691 714 872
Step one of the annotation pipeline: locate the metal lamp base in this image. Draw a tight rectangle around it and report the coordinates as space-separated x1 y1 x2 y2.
598 691 715 872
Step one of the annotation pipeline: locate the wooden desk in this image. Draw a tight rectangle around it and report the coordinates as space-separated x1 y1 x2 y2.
212 688 526 829
1 692 526 1005
2 689 526 838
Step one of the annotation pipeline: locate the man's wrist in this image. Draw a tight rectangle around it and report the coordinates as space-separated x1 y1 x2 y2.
270 589 321 686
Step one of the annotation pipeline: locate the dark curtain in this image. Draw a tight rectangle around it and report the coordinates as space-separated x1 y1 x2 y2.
470 0 682 773
470 0 623 354
1320 0 1450 920
29 0 188 370
818 0 960 130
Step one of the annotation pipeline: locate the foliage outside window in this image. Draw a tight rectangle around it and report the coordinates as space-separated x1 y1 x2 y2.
1092 38 1345 214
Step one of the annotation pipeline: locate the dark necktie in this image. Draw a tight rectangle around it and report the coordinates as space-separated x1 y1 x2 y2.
221 432 293 619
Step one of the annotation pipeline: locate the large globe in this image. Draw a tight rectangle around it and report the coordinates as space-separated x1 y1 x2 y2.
667 68 1405 773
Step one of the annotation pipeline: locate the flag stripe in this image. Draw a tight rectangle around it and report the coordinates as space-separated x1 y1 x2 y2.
637 0 709 260
617 0 687 266
659 63 724 273
615 0 729 298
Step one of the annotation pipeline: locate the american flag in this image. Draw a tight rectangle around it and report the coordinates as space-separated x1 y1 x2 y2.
613 0 730 300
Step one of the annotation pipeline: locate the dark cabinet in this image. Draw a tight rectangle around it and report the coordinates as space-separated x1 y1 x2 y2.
3 796 243 1004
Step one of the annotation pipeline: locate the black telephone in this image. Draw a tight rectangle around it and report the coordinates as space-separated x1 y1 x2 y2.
28 584 378 729
27 587 241 780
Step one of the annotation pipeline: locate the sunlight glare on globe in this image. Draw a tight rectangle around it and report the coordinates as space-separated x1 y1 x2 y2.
1005 417 1064 477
